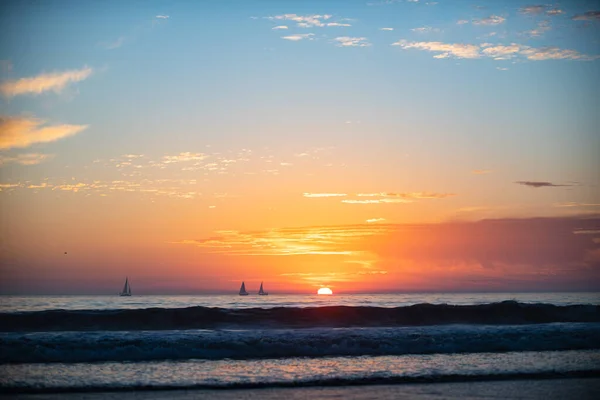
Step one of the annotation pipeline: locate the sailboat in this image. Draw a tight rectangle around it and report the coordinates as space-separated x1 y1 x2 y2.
119 277 132 297
239 281 249 296
258 282 268 296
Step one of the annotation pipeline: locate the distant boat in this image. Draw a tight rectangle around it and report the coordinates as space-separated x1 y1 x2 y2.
258 281 268 296
239 281 249 296
120 277 132 297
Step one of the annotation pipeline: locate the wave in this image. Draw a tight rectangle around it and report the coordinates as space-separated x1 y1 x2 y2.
2 323 600 363
2 371 599 394
1 301 598 332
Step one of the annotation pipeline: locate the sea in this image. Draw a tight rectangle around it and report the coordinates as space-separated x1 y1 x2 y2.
1 292 599 397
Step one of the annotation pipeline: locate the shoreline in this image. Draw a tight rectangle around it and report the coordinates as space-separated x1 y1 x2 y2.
3 371 600 396
4 378 600 400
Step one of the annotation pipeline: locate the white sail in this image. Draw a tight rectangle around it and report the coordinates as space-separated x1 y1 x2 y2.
120 277 132 296
258 281 268 296
239 281 248 296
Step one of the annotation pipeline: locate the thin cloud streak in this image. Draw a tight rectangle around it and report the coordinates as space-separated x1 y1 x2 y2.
0 153 54 166
0 67 93 97
515 181 576 188
394 40 599 61
0 116 89 150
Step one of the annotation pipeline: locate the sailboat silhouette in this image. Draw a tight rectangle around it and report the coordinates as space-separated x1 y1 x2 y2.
239 281 249 296
120 277 132 297
258 282 268 296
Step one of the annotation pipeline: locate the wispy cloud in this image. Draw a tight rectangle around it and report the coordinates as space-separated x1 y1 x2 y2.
342 198 412 204
392 40 481 58
282 33 315 41
0 116 88 150
104 37 125 50
380 27 394 31
272 25 288 30
327 22 352 27
482 44 522 59
472 15 506 25
572 11 600 21
515 181 576 188
171 224 391 256
0 153 54 166
472 169 492 174
411 26 441 33
333 37 371 47
0 66 92 97
266 14 333 28
155 15 169 19
356 192 455 199
366 218 386 223
394 40 598 61
554 202 600 208
457 20 469 25
519 5 545 15
520 5 564 16
522 20 551 38
303 193 347 198
162 152 209 163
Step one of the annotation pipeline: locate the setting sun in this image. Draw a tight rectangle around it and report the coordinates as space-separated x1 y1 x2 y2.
318 288 333 295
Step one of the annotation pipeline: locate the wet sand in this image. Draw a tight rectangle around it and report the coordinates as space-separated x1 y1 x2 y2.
5 378 600 400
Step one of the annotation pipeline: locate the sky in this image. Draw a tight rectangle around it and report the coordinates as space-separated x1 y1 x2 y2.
0 0 599 294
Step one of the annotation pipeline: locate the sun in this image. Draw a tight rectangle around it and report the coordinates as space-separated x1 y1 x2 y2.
317 287 333 295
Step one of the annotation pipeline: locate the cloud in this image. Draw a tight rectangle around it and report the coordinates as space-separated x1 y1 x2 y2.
104 37 125 50
343 198 415 204
411 26 441 33
520 47 599 61
457 20 469 25
380 27 394 31
392 40 481 58
518 6 562 17
155 15 169 19
0 66 93 98
522 20 551 38
472 169 492 174
572 11 600 21
554 202 600 208
171 224 391 256
482 44 522 59
356 192 455 199
0 153 54 166
272 25 288 30
171 217 600 290
303 193 347 198
333 37 371 47
394 40 598 61
519 5 545 15
266 14 333 28
0 116 88 150
472 15 506 25
515 181 576 188
281 34 315 41
327 22 352 27
162 152 208 163
366 218 386 223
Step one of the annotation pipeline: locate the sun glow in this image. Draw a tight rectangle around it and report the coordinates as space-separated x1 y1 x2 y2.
317 287 333 295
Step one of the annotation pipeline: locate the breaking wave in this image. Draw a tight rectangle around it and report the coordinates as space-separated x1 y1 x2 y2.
2 323 600 363
1 301 598 332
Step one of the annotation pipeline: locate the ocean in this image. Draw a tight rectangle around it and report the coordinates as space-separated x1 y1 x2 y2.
1 293 599 397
